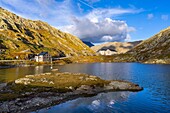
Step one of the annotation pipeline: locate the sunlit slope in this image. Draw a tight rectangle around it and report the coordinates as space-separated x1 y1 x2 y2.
0 7 95 58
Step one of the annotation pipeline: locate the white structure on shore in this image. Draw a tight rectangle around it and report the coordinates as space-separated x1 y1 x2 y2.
35 52 52 62
98 49 117 56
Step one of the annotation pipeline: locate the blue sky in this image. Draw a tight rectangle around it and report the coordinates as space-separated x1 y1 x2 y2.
0 0 170 43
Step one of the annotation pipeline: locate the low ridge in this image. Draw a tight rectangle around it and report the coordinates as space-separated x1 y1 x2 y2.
91 41 142 55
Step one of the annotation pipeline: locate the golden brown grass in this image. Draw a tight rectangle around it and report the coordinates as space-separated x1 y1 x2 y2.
0 72 110 101
16 72 109 89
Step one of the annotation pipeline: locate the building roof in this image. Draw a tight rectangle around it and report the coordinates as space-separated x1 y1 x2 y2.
38 52 48 56
97 46 117 52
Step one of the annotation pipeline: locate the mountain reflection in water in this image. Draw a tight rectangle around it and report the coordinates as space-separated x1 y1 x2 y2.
0 63 170 113
36 92 131 113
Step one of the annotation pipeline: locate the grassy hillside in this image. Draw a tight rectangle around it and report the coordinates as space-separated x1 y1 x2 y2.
128 27 170 63
0 7 95 59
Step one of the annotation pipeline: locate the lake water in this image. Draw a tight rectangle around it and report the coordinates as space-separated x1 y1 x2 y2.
0 63 170 113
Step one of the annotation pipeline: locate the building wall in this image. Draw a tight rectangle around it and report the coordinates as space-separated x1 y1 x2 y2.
38 56 44 62
35 56 39 62
98 49 117 56
35 54 52 62
43 54 51 62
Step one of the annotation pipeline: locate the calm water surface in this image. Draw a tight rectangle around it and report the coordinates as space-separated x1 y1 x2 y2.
0 63 170 113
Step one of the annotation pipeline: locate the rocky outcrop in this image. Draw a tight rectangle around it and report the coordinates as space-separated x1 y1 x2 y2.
0 7 95 59
0 72 143 112
91 41 142 55
143 59 170 64
128 27 170 63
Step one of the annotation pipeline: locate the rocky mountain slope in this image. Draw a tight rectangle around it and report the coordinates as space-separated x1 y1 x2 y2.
91 41 142 55
128 27 170 63
0 7 95 59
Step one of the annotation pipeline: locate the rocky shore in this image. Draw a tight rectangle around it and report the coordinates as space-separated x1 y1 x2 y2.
143 59 170 64
0 72 143 112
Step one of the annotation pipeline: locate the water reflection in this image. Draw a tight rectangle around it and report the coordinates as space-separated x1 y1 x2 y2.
0 63 170 112
35 66 44 74
35 92 131 113
53 63 142 81
0 66 52 82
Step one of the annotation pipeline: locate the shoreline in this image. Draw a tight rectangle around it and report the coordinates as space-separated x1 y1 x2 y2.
0 72 143 112
1 55 170 69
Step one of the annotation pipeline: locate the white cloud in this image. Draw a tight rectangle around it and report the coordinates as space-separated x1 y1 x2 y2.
60 7 139 43
85 0 101 3
77 3 83 13
86 8 143 22
61 17 135 43
78 0 95 9
101 36 114 42
147 14 154 19
0 0 73 26
0 0 141 43
161 15 169 21
84 0 101 4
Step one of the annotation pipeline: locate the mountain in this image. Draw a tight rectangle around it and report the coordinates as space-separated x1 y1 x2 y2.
0 7 95 59
82 41 94 47
128 27 170 63
91 41 142 55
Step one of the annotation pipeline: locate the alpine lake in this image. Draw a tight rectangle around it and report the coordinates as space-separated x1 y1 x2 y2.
0 63 170 113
